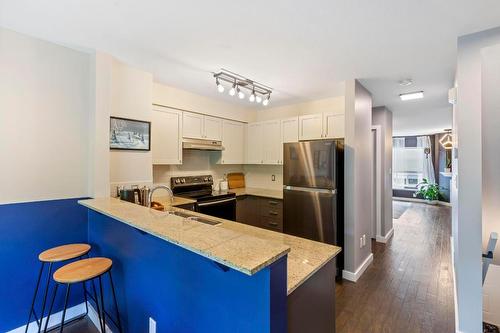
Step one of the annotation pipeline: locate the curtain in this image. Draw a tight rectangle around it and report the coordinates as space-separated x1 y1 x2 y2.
416 136 436 184
393 137 405 148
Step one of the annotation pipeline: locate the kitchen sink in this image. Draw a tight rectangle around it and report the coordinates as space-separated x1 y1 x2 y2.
165 210 222 226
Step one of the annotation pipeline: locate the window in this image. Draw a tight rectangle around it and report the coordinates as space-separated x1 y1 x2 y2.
393 146 425 190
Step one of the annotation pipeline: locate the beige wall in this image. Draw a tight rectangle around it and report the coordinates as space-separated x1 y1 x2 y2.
109 58 153 186
255 95 345 122
153 83 255 123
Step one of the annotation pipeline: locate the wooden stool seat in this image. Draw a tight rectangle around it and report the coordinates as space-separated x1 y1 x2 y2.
53 257 112 284
38 243 91 263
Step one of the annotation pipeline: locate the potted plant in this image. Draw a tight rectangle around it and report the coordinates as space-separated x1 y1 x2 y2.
414 178 442 204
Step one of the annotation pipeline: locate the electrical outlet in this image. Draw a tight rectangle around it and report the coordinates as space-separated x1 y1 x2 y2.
149 317 156 333
271 174 276 181
362 234 366 246
360 237 363 248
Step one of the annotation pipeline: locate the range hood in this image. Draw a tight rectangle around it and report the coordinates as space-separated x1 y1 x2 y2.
182 138 224 151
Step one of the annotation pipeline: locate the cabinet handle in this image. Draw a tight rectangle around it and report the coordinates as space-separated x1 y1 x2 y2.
269 201 278 205
269 211 278 216
268 221 279 227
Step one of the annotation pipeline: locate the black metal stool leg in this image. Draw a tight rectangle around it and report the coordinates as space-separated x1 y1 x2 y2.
108 271 123 333
98 276 106 332
59 284 71 333
82 281 89 317
92 279 104 332
25 262 45 332
43 283 58 333
38 262 53 333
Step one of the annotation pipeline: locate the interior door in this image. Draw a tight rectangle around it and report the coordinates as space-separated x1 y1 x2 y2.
283 188 337 244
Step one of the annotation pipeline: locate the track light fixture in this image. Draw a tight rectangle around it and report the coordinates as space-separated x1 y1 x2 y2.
213 69 273 106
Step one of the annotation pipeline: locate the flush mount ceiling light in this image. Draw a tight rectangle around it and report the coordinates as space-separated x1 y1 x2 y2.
400 91 424 101
213 69 273 106
398 78 413 86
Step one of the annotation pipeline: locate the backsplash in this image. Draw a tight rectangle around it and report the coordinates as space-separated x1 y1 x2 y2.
152 150 284 191
153 150 243 188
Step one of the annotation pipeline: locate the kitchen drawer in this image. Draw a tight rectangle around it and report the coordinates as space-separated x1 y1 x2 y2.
260 198 283 211
260 216 283 232
260 207 282 220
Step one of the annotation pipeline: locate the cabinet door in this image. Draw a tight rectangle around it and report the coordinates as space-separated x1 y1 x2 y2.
182 112 204 139
152 108 182 164
203 115 223 140
220 120 245 164
323 113 345 139
262 120 281 165
246 122 264 164
299 114 323 140
280 117 299 164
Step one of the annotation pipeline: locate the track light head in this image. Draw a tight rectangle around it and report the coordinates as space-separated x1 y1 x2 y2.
229 82 236 96
262 94 270 106
216 78 224 93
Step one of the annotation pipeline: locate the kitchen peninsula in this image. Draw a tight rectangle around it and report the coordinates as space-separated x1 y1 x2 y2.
79 198 341 333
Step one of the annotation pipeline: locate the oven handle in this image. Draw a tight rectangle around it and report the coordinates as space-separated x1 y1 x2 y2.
197 197 236 207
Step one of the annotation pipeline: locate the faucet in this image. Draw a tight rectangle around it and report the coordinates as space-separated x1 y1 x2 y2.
148 185 174 207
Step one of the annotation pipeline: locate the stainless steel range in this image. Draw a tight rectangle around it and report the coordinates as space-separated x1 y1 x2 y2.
171 175 236 221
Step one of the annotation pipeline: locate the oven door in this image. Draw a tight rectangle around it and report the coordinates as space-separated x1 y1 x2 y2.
196 197 236 221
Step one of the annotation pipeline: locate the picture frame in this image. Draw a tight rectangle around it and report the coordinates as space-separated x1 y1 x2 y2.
110 116 151 151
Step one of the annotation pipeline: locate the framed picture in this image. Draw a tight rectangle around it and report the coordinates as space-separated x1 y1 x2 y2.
110 116 151 151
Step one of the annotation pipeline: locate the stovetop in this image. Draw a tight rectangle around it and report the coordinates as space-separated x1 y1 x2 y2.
171 175 235 202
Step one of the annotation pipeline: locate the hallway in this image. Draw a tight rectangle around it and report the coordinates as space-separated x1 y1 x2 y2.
336 202 454 333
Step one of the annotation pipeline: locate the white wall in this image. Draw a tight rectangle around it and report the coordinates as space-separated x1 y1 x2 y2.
454 26 500 333
484 264 500 326
153 83 255 123
343 79 373 276
0 28 90 204
372 107 393 237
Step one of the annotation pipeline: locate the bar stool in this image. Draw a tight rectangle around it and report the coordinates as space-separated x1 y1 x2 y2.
25 243 91 333
44 257 123 333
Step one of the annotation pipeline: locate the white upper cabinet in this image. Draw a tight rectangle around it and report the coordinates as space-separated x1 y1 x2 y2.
262 120 281 164
152 107 182 165
182 112 222 140
182 112 204 139
323 113 345 139
298 112 345 140
203 115 223 141
281 117 299 143
299 114 323 140
219 120 245 164
246 122 264 164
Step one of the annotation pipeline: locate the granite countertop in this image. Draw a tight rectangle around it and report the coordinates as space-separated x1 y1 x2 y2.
229 187 283 200
153 195 196 207
79 198 341 295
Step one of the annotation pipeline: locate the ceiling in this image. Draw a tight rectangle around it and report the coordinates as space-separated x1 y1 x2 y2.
1 0 500 136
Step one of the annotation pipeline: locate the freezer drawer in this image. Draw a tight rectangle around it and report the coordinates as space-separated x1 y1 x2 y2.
283 187 337 245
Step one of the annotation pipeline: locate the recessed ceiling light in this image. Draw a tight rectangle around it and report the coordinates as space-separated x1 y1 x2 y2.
398 79 413 86
400 91 424 101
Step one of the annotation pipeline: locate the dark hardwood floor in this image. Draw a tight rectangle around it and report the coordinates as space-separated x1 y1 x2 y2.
335 202 455 333
47 317 99 333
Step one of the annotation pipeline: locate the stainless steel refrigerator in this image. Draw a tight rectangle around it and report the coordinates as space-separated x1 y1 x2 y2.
283 140 344 277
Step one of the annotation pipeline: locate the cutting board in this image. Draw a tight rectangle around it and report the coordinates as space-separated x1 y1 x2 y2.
227 173 245 189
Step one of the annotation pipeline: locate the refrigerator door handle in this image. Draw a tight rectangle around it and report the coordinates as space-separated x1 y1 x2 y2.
284 186 337 195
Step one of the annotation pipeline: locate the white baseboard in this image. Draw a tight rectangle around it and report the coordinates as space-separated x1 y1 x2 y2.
87 301 113 333
342 253 374 282
376 227 394 243
8 303 86 333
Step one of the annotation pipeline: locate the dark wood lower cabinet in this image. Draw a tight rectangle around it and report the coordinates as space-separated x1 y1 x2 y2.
288 259 336 333
236 195 283 231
